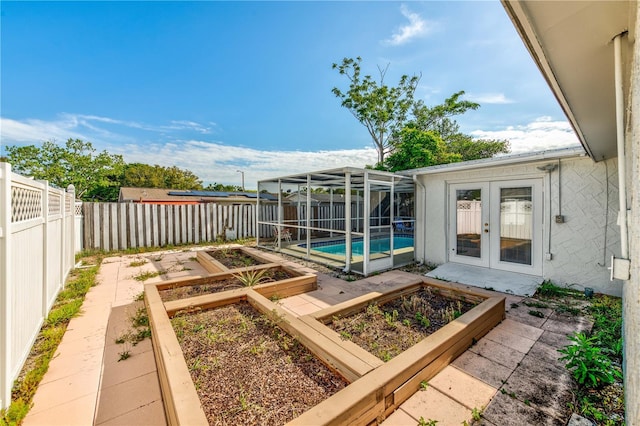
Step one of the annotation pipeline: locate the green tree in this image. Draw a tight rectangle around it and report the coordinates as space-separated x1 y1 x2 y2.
384 128 461 172
407 90 509 165
5 139 125 200
122 163 203 190
411 91 480 142
446 133 510 161
332 56 420 164
203 183 243 192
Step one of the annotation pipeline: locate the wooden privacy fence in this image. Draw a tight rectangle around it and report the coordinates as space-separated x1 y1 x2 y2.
82 201 372 251
0 163 76 409
82 202 283 251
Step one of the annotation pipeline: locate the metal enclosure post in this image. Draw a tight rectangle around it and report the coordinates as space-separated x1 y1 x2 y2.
363 171 370 276
256 182 261 246
345 172 351 272
277 179 282 250
306 174 311 259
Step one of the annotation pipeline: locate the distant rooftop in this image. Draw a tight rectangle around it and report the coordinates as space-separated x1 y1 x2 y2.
118 187 278 203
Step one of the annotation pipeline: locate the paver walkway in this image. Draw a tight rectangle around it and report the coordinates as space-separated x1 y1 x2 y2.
23 249 205 426
23 247 592 425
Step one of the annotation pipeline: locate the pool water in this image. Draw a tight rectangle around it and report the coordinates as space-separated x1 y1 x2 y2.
310 236 414 256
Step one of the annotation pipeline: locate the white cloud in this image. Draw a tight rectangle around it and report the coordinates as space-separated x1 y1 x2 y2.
163 120 215 134
383 4 431 46
113 140 379 188
0 114 378 188
470 116 581 154
465 93 515 104
1 113 582 188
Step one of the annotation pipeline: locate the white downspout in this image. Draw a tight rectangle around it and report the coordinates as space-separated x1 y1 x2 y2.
413 174 427 264
614 33 630 260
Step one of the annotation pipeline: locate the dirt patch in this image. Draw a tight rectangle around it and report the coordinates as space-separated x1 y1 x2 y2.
328 287 476 361
171 302 348 425
159 269 295 302
207 248 267 269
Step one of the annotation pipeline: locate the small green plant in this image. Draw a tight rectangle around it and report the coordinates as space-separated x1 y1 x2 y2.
415 311 431 328
528 310 545 318
471 407 483 421
558 332 621 388
384 310 399 328
418 417 438 426
420 380 429 390
536 280 581 298
118 349 131 361
233 269 272 287
131 307 149 328
523 300 549 309
134 291 145 302
128 259 147 267
402 319 411 327
339 331 352 340
269 294 282 303
133 270 164 281
238 390 250 411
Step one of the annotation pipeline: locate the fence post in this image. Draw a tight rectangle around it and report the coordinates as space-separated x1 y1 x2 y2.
75 200 83 254
39 180 50 316
0 162 12 409
67 185 75 269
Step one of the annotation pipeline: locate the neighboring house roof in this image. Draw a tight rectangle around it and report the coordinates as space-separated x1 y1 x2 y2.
399 146 586 175
501 0 636 161
118 187 277 203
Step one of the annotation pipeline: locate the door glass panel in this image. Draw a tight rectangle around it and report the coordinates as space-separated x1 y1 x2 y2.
456 189 482 258
500 187 532 265
368 183 392 261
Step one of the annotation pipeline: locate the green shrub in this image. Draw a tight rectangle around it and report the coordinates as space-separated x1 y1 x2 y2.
559 332 621 388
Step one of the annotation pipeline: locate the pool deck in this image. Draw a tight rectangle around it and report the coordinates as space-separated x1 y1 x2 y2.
22 246 591 425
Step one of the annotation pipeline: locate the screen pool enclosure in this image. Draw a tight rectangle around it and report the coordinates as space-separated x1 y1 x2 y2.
256 167 415 276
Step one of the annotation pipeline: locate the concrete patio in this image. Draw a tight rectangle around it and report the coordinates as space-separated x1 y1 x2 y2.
22 247 591 425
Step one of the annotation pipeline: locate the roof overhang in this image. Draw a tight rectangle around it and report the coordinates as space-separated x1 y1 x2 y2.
501 0 636 161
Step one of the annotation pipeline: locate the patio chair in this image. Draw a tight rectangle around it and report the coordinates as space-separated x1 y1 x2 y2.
393 217 414 233
272 226 292 243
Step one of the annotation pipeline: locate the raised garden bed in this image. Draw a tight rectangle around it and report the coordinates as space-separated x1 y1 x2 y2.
146 275 505 425
197 246 279 274
327 286 478 362
158 265 298 302
171 301 349 425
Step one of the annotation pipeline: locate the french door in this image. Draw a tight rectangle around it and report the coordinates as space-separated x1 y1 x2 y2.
449 180 543 276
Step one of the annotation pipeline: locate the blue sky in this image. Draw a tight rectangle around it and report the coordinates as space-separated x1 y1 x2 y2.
0 1 580 188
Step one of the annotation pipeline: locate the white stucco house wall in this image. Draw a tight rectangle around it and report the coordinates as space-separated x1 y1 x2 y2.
496 1 638 422
405 146 622 296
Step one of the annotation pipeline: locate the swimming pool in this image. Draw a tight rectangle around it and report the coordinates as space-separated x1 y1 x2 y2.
300 235 414 256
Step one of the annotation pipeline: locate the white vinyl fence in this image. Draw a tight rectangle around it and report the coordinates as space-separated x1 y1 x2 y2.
457 200 532 240
0 163 76 409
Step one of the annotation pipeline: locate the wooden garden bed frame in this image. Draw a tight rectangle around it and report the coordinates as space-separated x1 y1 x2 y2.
145 273 504 425
196 245 303 274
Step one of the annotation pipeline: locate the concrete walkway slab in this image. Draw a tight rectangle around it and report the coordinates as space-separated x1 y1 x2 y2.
426 263 543 296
